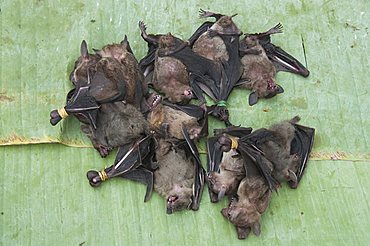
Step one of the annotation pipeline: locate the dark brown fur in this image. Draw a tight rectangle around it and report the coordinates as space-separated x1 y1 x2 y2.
81 101 149 157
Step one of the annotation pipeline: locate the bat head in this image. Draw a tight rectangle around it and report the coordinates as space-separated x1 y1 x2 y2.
166 185 193 214
214 15 241 36
249 78 284 105
159 33 176 49
264 79 284 98
95 35 134 60
221 197 262 237
69 40 101 86
242 34 259 48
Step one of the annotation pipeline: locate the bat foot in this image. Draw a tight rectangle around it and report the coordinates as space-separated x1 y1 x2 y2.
138 20 147 33
199 9 213 18
96 145 111 158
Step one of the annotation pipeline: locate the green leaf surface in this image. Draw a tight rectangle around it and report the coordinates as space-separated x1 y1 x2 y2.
1 144 370 245
1 0 370 245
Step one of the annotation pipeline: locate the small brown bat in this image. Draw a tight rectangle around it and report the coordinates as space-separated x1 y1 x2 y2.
81 101 149 157
207 149 246 202
191 9 242 62
188 9 243 125
256 116 315 188
51 38 146 126
138 21 222 104
146 94 207 145
153 127 205 214
221 159 272 239
238 24 284 105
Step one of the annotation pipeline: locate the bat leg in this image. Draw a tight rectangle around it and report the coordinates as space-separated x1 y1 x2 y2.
206 105 232 126
289 124 315 188
198 9 224 19
121 168 154 202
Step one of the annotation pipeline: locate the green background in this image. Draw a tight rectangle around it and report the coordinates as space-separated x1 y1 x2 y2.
1 0 369 245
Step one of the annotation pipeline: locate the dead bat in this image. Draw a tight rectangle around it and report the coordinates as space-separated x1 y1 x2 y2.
221 159 272 239
86 134 157 202
51 38 146 127
254 25 310 77
80 101 149 157
238 24 285 105
188 9 243 125
153 126 205 214
191 9 242 62
138 21 222 104
146 93 207 147
206 125 280 198
254 116 315 188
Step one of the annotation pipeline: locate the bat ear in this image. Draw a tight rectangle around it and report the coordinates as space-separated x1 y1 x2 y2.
248 91 258 106
276 84 284 94
217 187 226 201
252 222 261 236
80 40 89 59
236 226 250 240
121 35 134 54
288 169 298 184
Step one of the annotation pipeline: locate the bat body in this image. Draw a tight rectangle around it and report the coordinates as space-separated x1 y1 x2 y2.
237 23 310 105
238 24 285 105
154 141 196 214
153 52 193 104
256 116 315 188
188 10 243 125
207 149 245 201
138 22 222 104
191 9 241 63
154 127 205 214
81 101 149 157
221 161 272 239
146 94 206 145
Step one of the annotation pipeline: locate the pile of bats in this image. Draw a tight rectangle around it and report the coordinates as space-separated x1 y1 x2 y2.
49 9 315 240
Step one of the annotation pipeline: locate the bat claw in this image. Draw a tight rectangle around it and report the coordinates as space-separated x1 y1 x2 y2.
138 20 147 33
